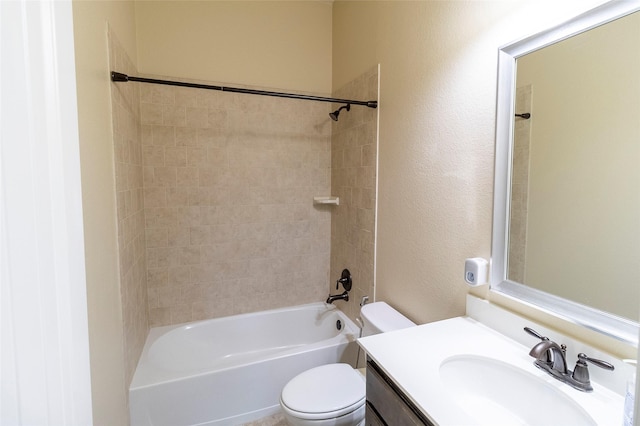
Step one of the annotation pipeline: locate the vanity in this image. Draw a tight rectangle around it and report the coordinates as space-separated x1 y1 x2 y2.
365 359 433 425
358 296 629 425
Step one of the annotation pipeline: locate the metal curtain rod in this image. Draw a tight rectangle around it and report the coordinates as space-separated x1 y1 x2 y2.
110 72 378 109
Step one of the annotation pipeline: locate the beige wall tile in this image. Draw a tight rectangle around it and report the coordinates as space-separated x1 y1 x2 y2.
186 107 209 128
174 88 198 108
143 146 164 166
175 127 198 147
150 85 174 105
164 146 187 167
163 105 186 126
141 103 163 125
141 80 332 327
143 187 166 208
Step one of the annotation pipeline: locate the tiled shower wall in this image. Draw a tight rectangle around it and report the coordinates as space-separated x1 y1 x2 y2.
140 80 333 326
108 47 375 336
330 66 379 322
108 30 149 385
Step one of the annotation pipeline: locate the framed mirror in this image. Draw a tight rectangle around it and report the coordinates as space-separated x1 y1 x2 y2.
491 0 640 346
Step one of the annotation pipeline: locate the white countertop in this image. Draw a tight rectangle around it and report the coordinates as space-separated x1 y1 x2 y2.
358 316 624 425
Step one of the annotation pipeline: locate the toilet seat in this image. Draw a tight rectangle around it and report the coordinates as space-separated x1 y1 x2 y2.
280 363 365 421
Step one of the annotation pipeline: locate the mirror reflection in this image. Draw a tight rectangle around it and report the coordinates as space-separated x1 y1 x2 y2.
506 11 640 322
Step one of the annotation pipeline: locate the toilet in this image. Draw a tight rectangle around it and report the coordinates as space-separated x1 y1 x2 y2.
279 302 416 426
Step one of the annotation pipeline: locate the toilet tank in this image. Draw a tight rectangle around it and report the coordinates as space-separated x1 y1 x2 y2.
360 302 416 337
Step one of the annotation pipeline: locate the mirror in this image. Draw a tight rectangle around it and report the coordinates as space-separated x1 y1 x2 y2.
492 1 640 346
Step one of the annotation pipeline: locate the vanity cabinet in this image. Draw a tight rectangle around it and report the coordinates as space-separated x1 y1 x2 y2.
365 359 434 426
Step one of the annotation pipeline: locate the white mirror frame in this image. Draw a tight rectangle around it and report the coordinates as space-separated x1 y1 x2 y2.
491 0 640 346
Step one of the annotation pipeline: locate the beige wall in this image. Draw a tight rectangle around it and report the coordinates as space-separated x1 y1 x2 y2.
72 1 137 424
516 12 640 321
135 1 333 94
332 0 607 325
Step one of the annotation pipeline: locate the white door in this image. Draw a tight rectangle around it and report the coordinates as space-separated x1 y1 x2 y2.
1 0 93 424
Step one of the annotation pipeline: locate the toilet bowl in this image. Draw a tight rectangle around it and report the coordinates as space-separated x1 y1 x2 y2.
280 363 365 426
279 302 415 426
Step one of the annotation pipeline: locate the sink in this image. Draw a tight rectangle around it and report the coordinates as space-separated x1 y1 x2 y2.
440 355 596 426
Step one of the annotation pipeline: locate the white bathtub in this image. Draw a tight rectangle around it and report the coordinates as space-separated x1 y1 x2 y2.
129 303 359 426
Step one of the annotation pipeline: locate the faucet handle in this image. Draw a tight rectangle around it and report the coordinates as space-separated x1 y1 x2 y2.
524 327 553 364
577 353 614 371
524 327 549 341
571 353 614 389
336 269 352 291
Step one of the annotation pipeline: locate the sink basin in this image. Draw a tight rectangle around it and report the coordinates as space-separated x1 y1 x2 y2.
440 355 596 426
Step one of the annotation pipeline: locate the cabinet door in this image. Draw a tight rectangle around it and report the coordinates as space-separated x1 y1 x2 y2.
366 360 434 426
365 402 385 426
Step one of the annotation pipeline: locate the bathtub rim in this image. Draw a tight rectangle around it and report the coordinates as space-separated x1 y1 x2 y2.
130 302 359 390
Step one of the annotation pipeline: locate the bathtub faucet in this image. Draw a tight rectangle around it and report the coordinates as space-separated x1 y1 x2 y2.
326 291 349 304
326 269 352 304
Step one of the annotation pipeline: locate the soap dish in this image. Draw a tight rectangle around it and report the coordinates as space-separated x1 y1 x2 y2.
313 196 339 206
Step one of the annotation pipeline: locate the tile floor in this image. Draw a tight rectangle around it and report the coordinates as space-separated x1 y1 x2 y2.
242 412 287 426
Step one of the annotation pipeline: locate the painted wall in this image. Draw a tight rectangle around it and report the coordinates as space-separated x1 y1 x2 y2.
332 1 611 328
135 1 333 94
516 12 640 321
72 1 138 424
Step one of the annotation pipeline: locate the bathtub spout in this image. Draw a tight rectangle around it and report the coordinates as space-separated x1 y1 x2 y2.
326 291 349 304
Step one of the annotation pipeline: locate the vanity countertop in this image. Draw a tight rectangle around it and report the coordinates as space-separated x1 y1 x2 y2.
357 316 624 425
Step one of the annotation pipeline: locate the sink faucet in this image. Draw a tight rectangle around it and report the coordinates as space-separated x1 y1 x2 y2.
326 291 349 304
529 339 568 375
524 327 614 392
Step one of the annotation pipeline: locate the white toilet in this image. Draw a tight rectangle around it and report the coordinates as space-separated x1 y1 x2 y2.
279 302 416 426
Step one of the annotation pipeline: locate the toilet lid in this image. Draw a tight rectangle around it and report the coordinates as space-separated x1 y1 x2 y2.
281 363 365 418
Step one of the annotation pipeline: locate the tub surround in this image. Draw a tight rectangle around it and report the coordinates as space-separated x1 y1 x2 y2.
134 66 380 328
106 60 381 367
358 296 629 425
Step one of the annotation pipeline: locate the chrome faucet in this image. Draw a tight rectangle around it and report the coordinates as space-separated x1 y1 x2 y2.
524 327 614 392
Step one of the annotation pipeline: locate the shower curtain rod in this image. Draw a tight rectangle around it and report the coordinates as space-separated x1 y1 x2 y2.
111 72 378 109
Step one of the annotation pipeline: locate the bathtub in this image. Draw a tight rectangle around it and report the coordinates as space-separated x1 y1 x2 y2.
129 303 359 426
